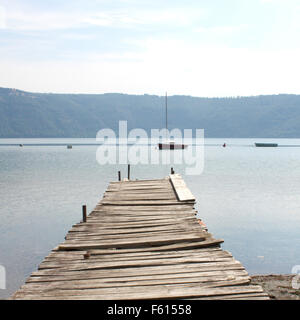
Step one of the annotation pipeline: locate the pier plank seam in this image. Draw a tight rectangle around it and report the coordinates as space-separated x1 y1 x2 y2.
11 174 269 300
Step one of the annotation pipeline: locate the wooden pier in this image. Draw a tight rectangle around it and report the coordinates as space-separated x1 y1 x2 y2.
11 173 269 300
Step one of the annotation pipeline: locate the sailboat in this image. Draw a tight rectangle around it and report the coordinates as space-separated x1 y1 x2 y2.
158 92 187 150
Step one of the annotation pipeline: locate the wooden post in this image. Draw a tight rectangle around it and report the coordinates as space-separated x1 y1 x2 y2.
82 205 87 223
128 164 130 180
118 171 121 181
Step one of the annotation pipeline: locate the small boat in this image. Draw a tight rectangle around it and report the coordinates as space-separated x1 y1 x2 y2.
255 143 278 147
158 142 187 150
158 92 187 150
67 144 73 149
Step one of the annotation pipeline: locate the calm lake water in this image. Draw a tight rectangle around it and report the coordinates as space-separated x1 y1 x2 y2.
1 138 300 298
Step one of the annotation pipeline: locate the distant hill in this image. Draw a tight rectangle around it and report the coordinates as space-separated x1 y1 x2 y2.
1 87 300 138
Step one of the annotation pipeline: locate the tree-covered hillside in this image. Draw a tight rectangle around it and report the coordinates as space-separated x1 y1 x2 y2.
1 87 300 138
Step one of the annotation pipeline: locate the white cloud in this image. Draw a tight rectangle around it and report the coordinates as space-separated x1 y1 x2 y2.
0 6 7 29
259 0 284 3
5 10 84 30
60 33 96 40
1 2 299 96
2 6 205 31
1 38 300 97
194 25 246 35
80 12 118 27
81 7 206 29
137 7 205 26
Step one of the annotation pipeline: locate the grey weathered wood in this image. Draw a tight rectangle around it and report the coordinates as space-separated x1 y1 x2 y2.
44 248 225 261
22 275 251 291
12 285 265 300
27 269 248 283
38 255 234 270
11 174 268 300
170 173 195 202
58 233 212 250
29 260 246 278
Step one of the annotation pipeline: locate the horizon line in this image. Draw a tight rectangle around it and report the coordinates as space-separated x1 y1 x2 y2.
1 86 300 99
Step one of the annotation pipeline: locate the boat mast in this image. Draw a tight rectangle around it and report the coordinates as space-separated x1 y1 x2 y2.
165 92 168 131
165 92 168 141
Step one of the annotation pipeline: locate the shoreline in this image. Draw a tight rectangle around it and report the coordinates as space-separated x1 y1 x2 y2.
250 274 300 300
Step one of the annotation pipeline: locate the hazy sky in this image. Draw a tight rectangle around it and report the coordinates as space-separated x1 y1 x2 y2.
0 0 300 96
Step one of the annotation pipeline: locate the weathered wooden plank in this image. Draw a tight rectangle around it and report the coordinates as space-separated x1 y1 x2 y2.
68 224 201 236
86 240 223 254
84 217 200 225
16 279 256 296
12 285 264 300
189 292 270 300
71 221 195 230
89 209 195 216
93 207 195 213
104 190 176 195
70 220 201 230
89 210 196 217
21 275 251 291
65 229 208 241
64 229 210 241
170 174 195 202
85 215 196 223
48 245 222 255
105 191 175 196
74 215 199 225
59 238 223 252
100 199 188 205
39 255 235 271
103 195 177 201
44 248 226 261
65 228 210 238
94 204 194 211
41 251 232 267
109 178 169 184
27 269 248 283
31 261 245 279
213 294 270 300
66 228 204 240
106 186 172 192
58 233 214 250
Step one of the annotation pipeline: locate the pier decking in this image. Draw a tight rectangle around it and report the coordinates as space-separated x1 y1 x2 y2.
11 174 268 300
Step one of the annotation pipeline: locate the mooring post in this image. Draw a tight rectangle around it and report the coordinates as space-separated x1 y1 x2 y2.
118 171 121 181
82 205 87 223
128 164 130 180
